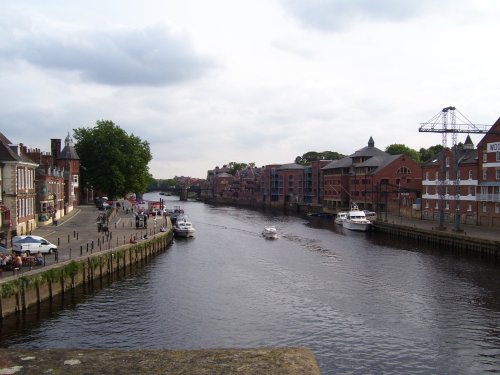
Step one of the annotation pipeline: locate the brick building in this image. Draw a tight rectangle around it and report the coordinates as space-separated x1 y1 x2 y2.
421 135 478 225
322 137 422 215
477 117 500 227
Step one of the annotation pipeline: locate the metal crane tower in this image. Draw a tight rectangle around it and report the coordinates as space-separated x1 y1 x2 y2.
419 107 489 231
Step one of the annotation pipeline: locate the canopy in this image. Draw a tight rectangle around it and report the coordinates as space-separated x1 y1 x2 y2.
14 236 42 244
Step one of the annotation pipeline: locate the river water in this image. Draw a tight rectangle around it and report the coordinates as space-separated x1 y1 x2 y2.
1 193 500 374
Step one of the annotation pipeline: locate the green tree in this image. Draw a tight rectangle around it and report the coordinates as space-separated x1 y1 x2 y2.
418 144 444 163
227 162 248 175
295 151 343 165
74 120 153 199
385 144 420 162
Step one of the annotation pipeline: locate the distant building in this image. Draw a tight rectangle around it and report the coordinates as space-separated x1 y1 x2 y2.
421 135 478 225
0 133 39 236
477 117 500 227
322 137 422 215
53 134 80 214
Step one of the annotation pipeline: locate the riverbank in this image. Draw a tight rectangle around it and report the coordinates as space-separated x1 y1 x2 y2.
0 200 175 317
374 214 500 257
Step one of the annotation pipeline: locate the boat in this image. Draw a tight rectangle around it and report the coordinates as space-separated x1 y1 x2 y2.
343 203 372 232
334 211 348 225
173 216 196 238
262 226 278 239
363 210 377 221
168 206 184 224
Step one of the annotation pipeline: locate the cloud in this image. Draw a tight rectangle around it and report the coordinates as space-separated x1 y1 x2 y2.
280 0 452 32
0 23 216 86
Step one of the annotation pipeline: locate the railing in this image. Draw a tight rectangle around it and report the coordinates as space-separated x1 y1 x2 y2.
476 193 500 202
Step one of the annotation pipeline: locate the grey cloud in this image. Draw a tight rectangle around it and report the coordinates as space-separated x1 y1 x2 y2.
1 24 216 86
281 0 453 32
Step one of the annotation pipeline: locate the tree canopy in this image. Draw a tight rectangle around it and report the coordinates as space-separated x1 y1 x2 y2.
295 151 344 165
74 120 153 199
385 144 421 162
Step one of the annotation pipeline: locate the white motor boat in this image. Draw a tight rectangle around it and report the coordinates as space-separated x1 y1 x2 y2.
173 216 196 238
262 226 278 239
334 212 348 226
343 203 372 232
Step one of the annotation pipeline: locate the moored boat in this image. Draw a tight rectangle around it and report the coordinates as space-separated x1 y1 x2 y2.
343 203 372 232
173 216 196 238
334 212 348 226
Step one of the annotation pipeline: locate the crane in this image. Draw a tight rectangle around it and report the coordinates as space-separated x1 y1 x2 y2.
419 107 489 231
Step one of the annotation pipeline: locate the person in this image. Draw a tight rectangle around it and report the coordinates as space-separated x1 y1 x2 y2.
13 254 23 268
36 252 44 266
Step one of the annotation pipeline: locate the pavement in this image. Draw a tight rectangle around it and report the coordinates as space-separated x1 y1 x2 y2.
6 200 169 271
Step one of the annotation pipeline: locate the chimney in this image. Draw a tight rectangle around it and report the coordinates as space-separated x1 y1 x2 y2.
51 139 61 159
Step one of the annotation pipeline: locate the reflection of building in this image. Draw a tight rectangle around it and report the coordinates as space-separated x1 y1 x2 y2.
0 132 39 236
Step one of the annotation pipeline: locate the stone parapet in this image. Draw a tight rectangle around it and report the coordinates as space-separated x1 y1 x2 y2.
0 348 321 374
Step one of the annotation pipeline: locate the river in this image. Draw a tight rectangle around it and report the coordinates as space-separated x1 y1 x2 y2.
1 192 500 374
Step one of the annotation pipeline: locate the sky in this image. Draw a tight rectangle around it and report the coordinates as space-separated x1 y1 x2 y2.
1 0 499 179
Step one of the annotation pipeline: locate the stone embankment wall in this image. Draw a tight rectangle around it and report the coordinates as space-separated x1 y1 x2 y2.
373 221 500 257
0 230 173 318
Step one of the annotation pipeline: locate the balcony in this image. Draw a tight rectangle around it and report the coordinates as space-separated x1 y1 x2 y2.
476 194 500 202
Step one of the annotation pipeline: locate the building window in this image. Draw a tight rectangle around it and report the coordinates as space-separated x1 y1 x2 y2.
496 169 500 180
497 151 500 161
435 171 439 180
446 156 450 166
445 201 449 210
483 152 488 163
468 186 472 196
483 202 487 213
425 200 429 208
468 170 473 180
483 168 488 180
425 171 429 180
496 202 499 214
467 203 472 212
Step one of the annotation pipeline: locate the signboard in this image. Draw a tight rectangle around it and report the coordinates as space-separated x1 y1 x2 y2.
487 142 500 152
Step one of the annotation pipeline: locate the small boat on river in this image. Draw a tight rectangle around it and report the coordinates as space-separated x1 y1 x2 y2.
262 226 278 239
173 216 196 238
334 212 348 226
343 203 372 232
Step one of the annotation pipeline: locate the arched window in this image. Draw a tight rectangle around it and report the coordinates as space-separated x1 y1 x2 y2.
396 166 411 175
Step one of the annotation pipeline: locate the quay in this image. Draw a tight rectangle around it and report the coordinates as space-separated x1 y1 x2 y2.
373 214 500 257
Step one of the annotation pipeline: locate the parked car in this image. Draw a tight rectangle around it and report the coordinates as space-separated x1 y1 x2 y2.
12 235 58 255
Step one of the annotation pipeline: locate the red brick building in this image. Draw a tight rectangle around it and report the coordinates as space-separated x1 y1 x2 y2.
323 137 422 215
421 136 478 225
477 117 500 227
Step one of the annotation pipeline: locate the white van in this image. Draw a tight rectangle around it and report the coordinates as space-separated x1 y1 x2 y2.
12 235 58 255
